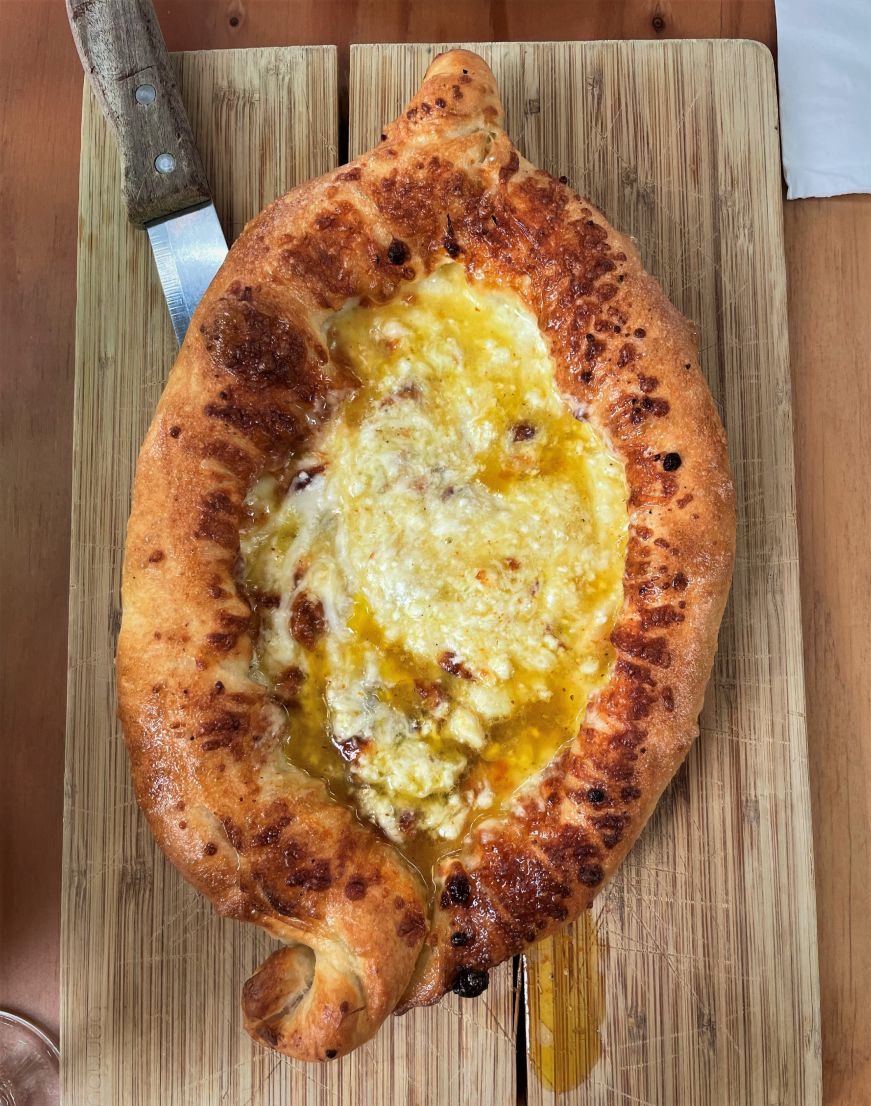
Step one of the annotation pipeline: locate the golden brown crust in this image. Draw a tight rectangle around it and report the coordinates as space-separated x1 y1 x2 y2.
118 49 735 1056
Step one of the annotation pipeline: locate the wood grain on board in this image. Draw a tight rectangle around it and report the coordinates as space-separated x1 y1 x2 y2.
350 40 821 1104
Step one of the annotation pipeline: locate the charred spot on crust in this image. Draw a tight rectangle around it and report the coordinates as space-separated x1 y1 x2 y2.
225 281 254 301
221 816 244 850
592 812 629 849
147 549 164 563
579 863 604 887
201 437 251 477
203 400 302 450
203 842 218 856
445 871 471 904
499 150 520 184
443 214 461 258
611 626 671 669
252 815 293 848
397 907 426 945
452 967 489 998
344 877 367 900
584 333 606 362
586 787 607 805
202 298 312 391
325 1049 338 1059
640 604 685 630
469 840 572 944
617 344 636 367
286 859 332 892
450 931 470 947
168 425 182 438
194 490 238 548
199 710 244 736
662 452 682 471
290 592 326 649
282 201 404 309
386 238 410 265
261 886 301 918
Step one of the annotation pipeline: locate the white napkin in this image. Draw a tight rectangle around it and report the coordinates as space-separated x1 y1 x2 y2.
775 0 871 198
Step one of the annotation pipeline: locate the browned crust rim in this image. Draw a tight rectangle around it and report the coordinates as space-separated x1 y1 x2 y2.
117 50 736 1059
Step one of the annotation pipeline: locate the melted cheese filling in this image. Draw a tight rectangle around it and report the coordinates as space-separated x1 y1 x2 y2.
240 263 628 877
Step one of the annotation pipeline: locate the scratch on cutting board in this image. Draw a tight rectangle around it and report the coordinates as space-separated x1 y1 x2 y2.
662 90 706 152
587 1079 660 1106
611 902 744 1065
624 902 707 1013
438 994 515 1045
144 896 205 947
603 943 748 978
180 1057 249 1095
591 101 626 162
69 799 137 816
622 862 690 879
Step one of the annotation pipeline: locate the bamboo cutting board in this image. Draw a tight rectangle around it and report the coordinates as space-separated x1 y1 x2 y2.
63 41 821 1106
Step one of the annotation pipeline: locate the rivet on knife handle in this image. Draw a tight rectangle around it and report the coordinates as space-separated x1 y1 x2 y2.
66 0 212 226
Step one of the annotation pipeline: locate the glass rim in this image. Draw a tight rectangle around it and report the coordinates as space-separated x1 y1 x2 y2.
0 1009 60 1061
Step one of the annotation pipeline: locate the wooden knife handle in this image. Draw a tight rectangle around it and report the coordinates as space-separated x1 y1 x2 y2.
67 0 211 225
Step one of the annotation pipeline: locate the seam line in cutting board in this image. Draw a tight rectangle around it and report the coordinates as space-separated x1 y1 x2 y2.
513 955 528 1105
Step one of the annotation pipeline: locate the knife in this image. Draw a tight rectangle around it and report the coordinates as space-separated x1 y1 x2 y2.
67 0 228 344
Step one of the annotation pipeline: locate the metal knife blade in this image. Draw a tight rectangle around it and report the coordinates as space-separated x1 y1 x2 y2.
147 203 228 345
